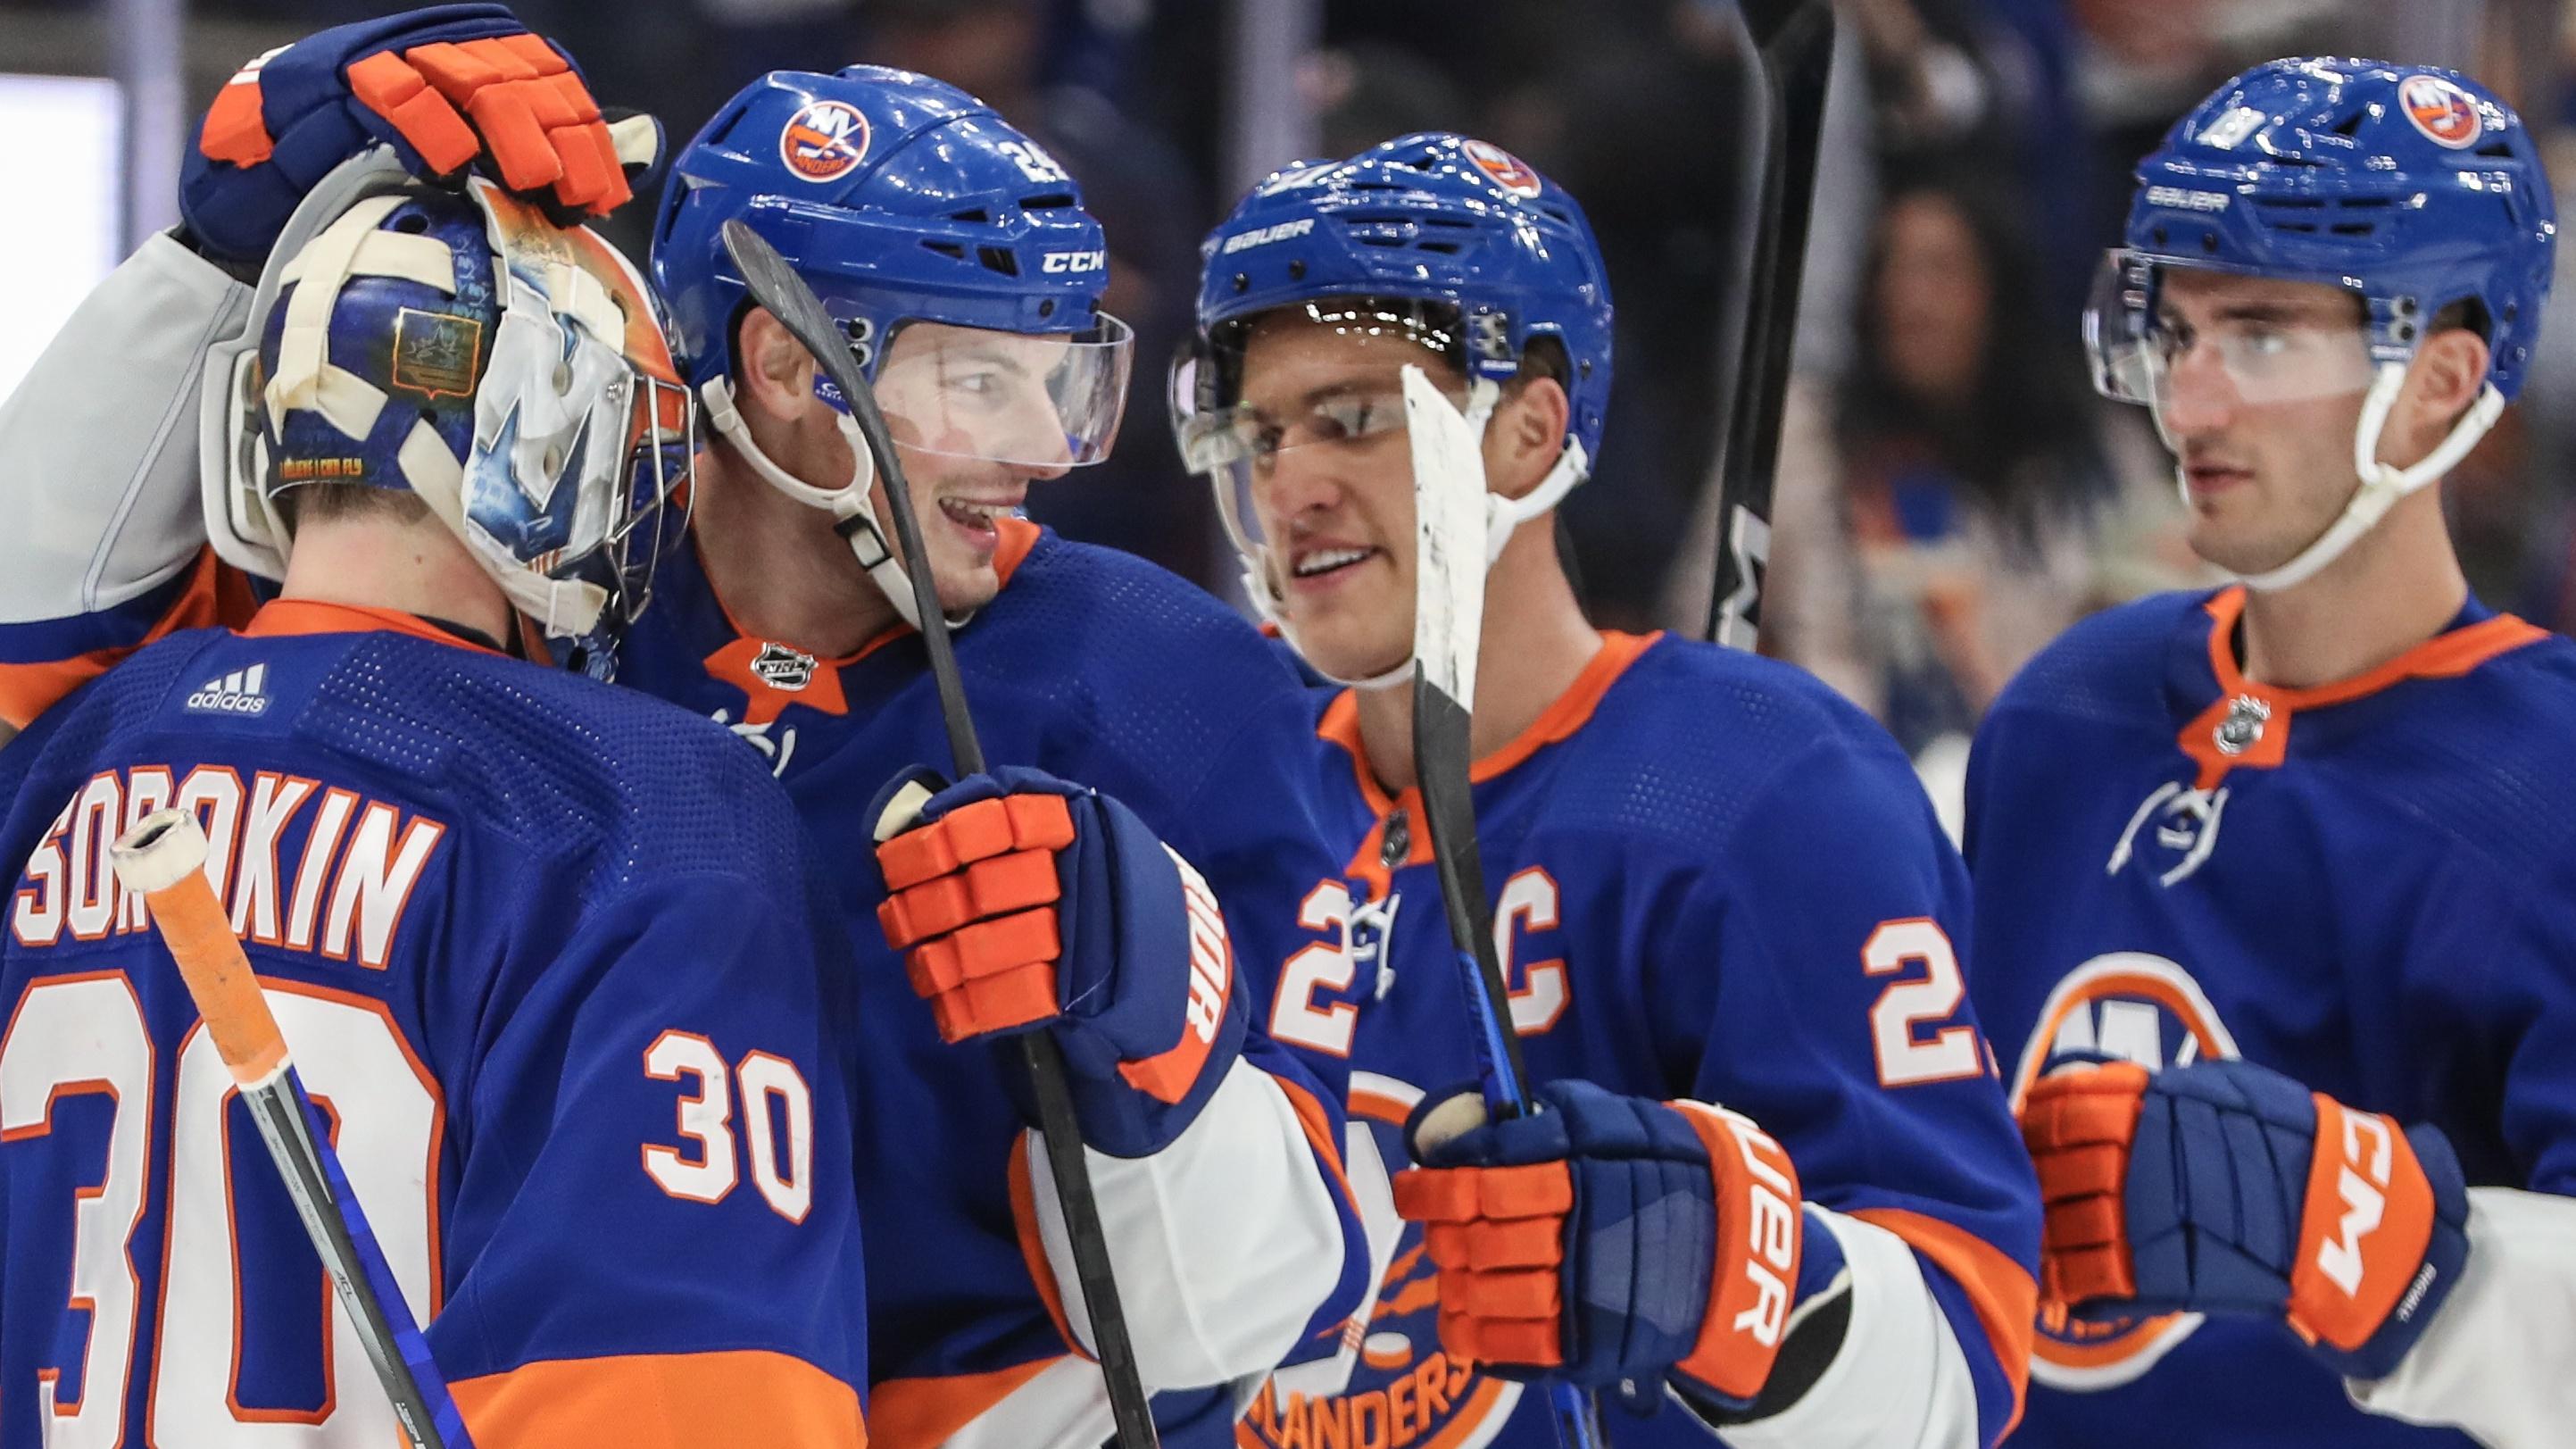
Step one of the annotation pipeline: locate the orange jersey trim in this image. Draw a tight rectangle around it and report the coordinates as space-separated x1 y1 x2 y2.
1849 1206 2037 1439
1006 1129 1087 1358
1321 630 1661 895
449 1347 865 1448
241 598 504 653
870 1356 1058 1449
1274 1072 1361 1220
2181 587 2547 787
0 550 260 729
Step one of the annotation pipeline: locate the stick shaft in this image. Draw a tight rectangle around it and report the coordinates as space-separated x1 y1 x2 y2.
719 221 1159 1449
116 812 469 1449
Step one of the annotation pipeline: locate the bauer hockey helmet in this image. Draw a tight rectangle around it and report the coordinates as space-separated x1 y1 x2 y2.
652 66 1133 626
2087 57 2557 591
204 159 691 678
1173 133 1613 677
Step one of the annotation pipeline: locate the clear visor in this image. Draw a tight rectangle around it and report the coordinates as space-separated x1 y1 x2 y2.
2085 249 2378 414
1171 302 1469 554
813 312 1134 470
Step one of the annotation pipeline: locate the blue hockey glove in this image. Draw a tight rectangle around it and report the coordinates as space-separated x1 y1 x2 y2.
184 4 650 264
2023 1058 2471 1379
873 765 1245 1156
1391 1078 1817 1412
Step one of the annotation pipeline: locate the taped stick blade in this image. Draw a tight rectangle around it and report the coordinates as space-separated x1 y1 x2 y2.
1404 365 1489 708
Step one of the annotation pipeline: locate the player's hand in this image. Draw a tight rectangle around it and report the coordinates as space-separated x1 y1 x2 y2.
2022 1058 2471 1379
183 4 655 265
1390 1078 1807 1411
872 765 1244 1155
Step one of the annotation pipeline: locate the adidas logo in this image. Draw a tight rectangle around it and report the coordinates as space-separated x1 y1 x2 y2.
186 663 271 717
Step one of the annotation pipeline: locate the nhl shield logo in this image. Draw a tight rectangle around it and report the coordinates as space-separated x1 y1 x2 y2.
2211 694 2270 757
780 99 871 182
749 642 819 691
2399 74 2483 149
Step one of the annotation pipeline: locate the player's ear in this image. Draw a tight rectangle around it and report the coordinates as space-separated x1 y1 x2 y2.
2395 325 2490 444
735 306 819 417
1485 374 1570 501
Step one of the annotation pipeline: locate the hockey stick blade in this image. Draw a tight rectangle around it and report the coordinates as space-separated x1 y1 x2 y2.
1401 368 1606 1449
112 810 469 1449
1704 0 1835 651
719 220 1161 1449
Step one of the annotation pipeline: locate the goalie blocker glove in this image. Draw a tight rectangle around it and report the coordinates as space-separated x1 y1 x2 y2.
185 2 652 265
2023 1059 2472 1381
873 765 1246 1158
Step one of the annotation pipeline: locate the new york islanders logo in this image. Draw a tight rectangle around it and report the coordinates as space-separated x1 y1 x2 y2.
1462 138 1542 198
2398 75 2483 150
2011 954 2240 1389
1242 1072 1521 1449
780 99 871 182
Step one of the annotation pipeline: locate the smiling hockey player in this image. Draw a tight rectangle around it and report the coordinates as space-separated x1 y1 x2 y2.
0 19 1370 1445
1967 59 2576 1449
1176 133 2040 1449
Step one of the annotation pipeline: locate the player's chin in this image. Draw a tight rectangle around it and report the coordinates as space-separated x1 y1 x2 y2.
1290 613 1412 685
929 560 1002 617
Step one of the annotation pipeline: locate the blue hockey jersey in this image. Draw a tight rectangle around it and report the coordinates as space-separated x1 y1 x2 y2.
1965 585 2576 1448
1245 630 2041 1449
0 600 868 1447
613 518 1371 1446
0 518 1371 1449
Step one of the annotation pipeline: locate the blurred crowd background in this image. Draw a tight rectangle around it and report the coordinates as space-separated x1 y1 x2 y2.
5 0 2573 775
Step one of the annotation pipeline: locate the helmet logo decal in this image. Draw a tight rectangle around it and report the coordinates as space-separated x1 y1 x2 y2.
780 99 872 182
2399 75 2483 149
2196 105 2266 151
1219 218 1316 254
389 307 483 400
1462 138 1542 198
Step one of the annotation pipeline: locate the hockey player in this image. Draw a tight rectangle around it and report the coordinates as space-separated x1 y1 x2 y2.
1174 134 2040 1448
0 172 869 1445
0 21 1371 1445
1967 59 2575 1449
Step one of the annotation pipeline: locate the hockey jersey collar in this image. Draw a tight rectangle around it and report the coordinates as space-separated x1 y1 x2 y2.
1319 629 1660 888
241 598 505 654
2173 585 2544 788
694 516 1044 725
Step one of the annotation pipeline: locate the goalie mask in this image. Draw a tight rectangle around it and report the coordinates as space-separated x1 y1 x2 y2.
205 162 692 678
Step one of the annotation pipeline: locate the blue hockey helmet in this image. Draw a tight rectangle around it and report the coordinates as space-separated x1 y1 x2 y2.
1173 134 1613 667
2088 58 2557 589
652 65 1133 625
211 170 690 677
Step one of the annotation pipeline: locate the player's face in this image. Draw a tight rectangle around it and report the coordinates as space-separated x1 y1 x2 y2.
1234 315 1452 681
2151 271 2377 577
871 321 1077 613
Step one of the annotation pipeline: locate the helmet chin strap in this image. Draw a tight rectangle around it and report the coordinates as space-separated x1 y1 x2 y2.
1240 379 1592 691
2219 363 2505 594
698 376 937 631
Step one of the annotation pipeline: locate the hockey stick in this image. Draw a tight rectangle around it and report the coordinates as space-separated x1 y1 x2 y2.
1400 365 1605 1449
1703 0 1836 651
719 220 1161 1449
110 809 471 1449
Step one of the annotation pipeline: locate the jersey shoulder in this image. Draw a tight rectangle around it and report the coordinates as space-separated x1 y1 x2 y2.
2345 626 2576 881
978 529 1312 755
1985 588 2212 733
310 637 807 889
1538 633 1930 851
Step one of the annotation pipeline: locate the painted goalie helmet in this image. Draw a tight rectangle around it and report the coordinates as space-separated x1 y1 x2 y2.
204 161 692 677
